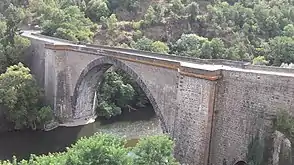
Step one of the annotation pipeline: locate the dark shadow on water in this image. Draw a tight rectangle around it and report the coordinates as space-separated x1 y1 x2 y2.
0 125 83 161
97 105 156 125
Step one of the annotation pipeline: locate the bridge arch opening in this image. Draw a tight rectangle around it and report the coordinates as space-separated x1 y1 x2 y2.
234 161 247 165
72 56 167 132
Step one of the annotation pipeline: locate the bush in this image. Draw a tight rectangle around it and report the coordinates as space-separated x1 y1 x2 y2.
132 135 179 165
65 134 131 165
252 56 269 65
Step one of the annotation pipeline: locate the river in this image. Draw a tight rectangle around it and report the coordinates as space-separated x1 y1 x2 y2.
0 107 162 160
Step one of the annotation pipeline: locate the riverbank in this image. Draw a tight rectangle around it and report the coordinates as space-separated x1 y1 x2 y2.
59 116 96 127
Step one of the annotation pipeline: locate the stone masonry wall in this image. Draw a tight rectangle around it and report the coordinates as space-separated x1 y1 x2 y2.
52 49 104 121
174 75 216 165
210 70 294 165
46 47 214 164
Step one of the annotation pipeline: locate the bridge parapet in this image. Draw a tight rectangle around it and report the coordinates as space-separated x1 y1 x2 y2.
29 32 249 68
45 43 223 81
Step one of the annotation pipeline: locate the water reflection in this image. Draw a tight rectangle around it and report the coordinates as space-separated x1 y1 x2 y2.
0 107 162 160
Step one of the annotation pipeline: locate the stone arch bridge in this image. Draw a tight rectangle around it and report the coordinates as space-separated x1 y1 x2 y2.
22 32 294 165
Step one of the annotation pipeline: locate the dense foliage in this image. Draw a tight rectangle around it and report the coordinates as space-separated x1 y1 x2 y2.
8 0 294 66
28 0 95 42
0 134 179 165
96 69 149 118
0 63 53 130
0 1 53 130
0 3 30 73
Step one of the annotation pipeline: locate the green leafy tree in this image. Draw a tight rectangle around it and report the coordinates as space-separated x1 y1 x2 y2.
0 63 52 129
106 14 118 31
132 135 179 165
96 69 150 118
85 0 110 22
200 38 226 59
131 36 154 51
174 34 207 57
185 2 199 22
144 6 156 25
3 4 25 43
0 17 30 73
264 36 294 66
151 41 170 54
40 5 94 42
65 133 132 165
170 0 184 15
283 24 294 37
96 71 135 118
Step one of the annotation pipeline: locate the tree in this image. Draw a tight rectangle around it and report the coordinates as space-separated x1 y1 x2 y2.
3 4 25 44
40 5 95 42
151 41 170 54
85 0 110 22
131 36 154 51
200 38 225 59
264 36 294 66
65 133 132 165
185 2 199 22
0 63 52 130
170 0 184 15
106 14 118 31
283 24 294 37
96 71 135 118
96 69 150 118
132 135 179 165
144 6 156 25
0 18 30 73
174 34 207 57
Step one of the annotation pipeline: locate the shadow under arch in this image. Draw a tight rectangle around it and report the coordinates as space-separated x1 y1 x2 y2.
234 161 247 165
72 56 168 132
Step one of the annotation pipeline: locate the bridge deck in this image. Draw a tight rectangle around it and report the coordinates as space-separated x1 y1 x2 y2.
21 31 294 78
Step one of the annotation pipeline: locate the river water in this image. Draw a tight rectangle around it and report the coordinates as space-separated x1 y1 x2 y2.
0 107 162 160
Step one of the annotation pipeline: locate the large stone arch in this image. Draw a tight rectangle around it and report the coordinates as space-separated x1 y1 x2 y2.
72 56 167 132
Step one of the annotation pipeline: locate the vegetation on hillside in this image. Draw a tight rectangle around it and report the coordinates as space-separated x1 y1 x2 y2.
0 134 179 165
